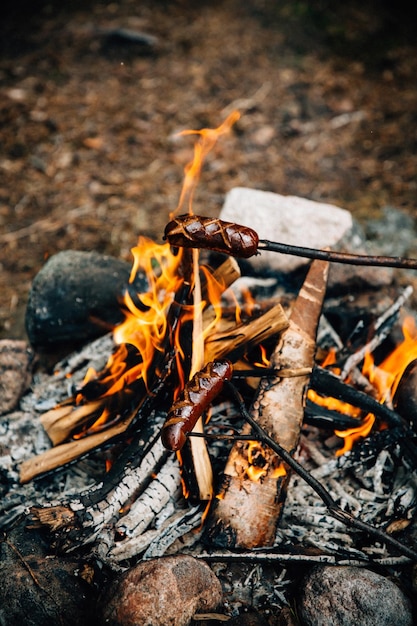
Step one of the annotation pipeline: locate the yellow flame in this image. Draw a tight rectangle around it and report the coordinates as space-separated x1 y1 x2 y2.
314 316 417 454
172 110 240 217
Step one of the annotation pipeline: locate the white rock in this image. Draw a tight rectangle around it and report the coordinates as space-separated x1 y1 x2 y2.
220 187 354 273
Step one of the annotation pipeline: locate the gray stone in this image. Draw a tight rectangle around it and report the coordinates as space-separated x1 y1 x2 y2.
298 565 413 626
220 188 392 292
0 522 97 626
99 554 223 626
0 340 32 414
25 250 147 350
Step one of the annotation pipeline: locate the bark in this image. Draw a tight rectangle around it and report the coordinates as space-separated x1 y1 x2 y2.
208 260 329 548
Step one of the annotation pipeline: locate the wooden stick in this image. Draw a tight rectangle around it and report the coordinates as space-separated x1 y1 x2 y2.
188 248 213 501
204 302 289 363
208 259 329 548
20 411 137 483
40 400 104 445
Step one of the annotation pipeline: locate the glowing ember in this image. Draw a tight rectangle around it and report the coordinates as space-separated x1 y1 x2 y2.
310 315 417 455
244 440 287 482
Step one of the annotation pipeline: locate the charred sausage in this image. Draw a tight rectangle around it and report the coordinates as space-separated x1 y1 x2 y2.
164 214 259 259
161 359 233 451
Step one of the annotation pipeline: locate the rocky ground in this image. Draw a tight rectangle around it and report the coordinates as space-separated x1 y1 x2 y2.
1 0 416 339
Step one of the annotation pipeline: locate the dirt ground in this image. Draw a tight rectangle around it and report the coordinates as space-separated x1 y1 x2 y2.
1 0 416 340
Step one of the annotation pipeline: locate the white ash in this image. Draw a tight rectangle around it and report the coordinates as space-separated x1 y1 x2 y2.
114 455 183 538
275 433 417 559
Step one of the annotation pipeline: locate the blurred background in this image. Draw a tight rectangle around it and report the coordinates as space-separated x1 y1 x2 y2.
0 0 416 338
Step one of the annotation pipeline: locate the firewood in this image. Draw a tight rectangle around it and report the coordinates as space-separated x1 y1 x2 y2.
187 248 214 501
200 256 241 303
40 400 104 445
204 302 289 363
208 259 329 548
20 411 137 483
28 417 170 552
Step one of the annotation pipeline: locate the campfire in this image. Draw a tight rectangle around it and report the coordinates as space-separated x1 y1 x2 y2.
1 113 416 624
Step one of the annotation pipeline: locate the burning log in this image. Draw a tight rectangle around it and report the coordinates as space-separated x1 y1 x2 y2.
20 257 244 485
204 302 288 363
207 259 329 548
28 416 170 552
19 412 136 483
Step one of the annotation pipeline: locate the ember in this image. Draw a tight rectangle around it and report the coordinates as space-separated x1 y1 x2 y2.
1 114 417 624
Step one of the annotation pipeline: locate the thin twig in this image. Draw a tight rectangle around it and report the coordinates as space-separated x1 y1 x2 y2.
2 535 42 587
224 380 417 562
196 550 411 567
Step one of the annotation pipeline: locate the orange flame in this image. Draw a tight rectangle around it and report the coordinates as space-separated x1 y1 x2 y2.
71 113 243 441
114 237 185 389
173 110 240 217
312 316 417 455
244 440 287 482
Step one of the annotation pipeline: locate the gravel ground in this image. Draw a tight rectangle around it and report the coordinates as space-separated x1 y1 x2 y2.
1 0 416 338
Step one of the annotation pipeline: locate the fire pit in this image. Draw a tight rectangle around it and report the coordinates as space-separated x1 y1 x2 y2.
1 115 416 625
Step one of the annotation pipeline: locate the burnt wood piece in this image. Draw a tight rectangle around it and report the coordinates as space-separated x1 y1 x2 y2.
208 259 329 549
338 285 413 379
310 366 417 465
28 417 169 552
310 367 411 431
394 359 417 431
304 399 365 430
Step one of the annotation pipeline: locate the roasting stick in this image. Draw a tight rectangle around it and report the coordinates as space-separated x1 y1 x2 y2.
164 214 417 270
256 240 417 270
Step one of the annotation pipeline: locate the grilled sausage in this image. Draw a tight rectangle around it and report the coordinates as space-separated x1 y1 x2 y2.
161 359 233 450
164 214 259 259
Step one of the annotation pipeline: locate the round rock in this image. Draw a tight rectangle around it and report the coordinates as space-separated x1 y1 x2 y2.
99 554 223 626
0 340 33 413
25 250 147 350
298 565 413 626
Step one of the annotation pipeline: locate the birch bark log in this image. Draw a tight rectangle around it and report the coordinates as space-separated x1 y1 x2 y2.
208 259 329 548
